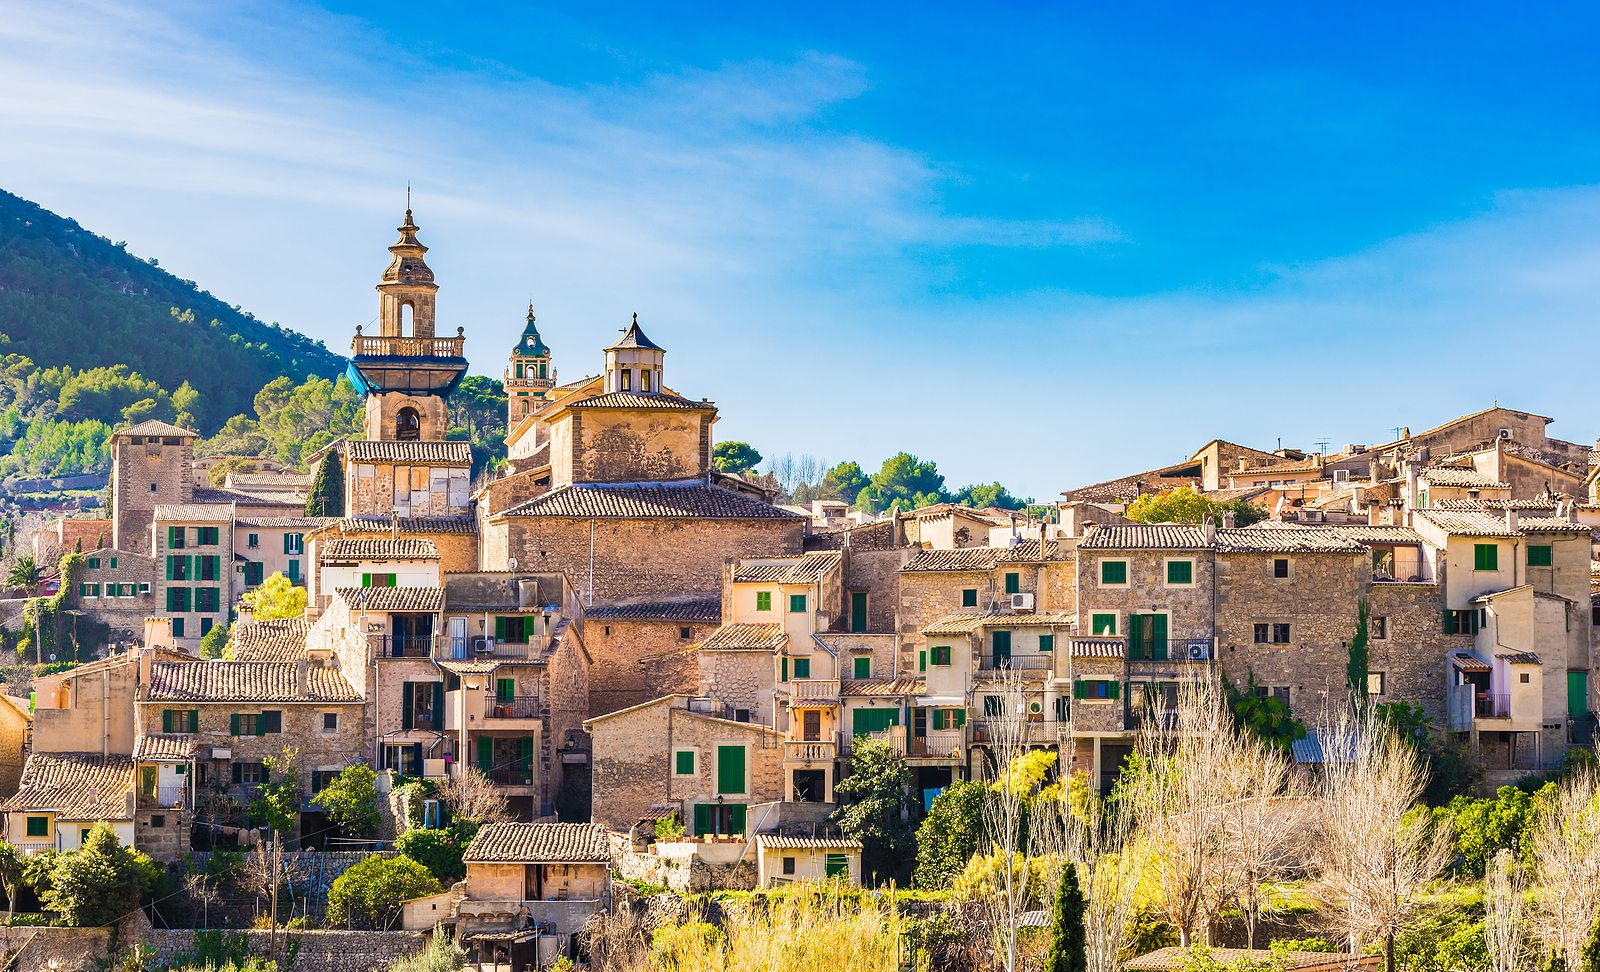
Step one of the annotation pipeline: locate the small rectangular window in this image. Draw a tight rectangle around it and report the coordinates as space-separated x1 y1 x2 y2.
789 594 807 613
853 657 872 679
1372 616 1389 639
25 816 48 838
322 712 338 731
1091 613 1117 636
675 750 696 775
1253 623 1270 644
931 645 952 666
1004 573 1020 595
1039 634 1054 652
961 588 978 607
1367 672 1386 696
1474 543 1499 571
1528 545 1553 567
1166 560 1193 585
793 658 811 679
1272 559 1290 579
756 592 772 612
1272 623 1291 644
782 856 796 875
1100 561 1128 585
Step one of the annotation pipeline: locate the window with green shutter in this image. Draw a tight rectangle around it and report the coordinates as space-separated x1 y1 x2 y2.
110 557 117 569
243 562 264 586
497 679 515 703
674 750 696 775
1166 560 1193 585
850 707 898 735
1004 572 1020 594
789 594 807 613
1091 614 1117 635
793 657 810 679
168 527 185 549
1474 543 1499 571
477 737 493 771
25 816 48 838
918 650 927 672
1100 560 1128 585
284 533 304 554
1039 634 1054 652
756 591 772 612
854 656 872 679
171 618 184 638
1529 545 1553 567
166 587 190 612
983 695 1002 716
780 657 789 682
716 744 746 795
87 557 100 569
197 527 219 546
961 588 978 607
931 645 952 666
286 559 301 583
824 853 849 878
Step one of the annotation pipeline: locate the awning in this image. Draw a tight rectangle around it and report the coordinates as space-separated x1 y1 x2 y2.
916 696 965 707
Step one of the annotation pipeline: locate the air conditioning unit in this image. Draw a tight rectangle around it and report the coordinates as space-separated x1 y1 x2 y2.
1497 428 1514 439
1184 640 1211 660
1009 593 1035 610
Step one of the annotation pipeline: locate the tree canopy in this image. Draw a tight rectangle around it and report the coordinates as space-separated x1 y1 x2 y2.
1125 486 1268 526
831 738 916 885
241 573 307 621
327 854 443 929
39 822 158 926
712 441 763 474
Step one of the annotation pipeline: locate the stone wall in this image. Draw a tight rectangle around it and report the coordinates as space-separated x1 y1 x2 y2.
584 618 708 718
144 927 427 972
553 408 712 485
1366 582 1458 723
503 516 805 601
698 651 775 724
1216 550 1366 718
1076 547 1215 642
68 548 159 639
898 568 992 659
112 435 195 555
842 548 910 633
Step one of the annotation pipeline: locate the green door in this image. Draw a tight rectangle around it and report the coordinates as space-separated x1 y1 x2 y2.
1570 671 1590 720
992 630 1012 666
477 737 493 772
1150 614 1168 661
692 803 711 837
850 592 869 633
1130 615 1169 660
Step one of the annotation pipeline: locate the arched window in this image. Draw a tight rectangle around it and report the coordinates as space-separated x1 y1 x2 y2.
400 303 414 337
396 406 421 441
640 369 652 393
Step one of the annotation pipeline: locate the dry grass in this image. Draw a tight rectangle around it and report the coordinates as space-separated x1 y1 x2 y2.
643 886 920 972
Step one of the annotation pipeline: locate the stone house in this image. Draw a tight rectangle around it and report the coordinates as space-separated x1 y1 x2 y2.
234 515 333 592
110 420 198 556
754 834 862 887
584 695 783 835
67 547 157 644
153 503 236 648
582 593 721 718
0 752 136 853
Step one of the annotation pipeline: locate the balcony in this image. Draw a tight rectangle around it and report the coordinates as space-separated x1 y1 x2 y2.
977 654 1054 673
483 696 541 725
910 728 964 759
138 785 187 810
444 637 536 661
784 737 839 762
849 725 907 755
971 720 1064 745
370 634 439 659
485 766 538 788
789 679 841 704
504 374 555 393
351 334 465 358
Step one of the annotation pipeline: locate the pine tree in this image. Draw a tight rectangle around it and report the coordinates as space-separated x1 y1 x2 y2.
305 451 345 517
1582 912 1600 972
1045 861 1087 972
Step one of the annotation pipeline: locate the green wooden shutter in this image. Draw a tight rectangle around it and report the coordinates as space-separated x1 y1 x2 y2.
716 745 746 794
919 650 927 672
189 710 199 733
231 763 242 784
692 803 711 837
729 803 747 835
780 657 789 682
495 617 508 642
477 736 493 771
931 709 945 731
434 682 445 722
1073 679 1086 699
361 573 370 588
1108 681 1122 701
854 657 871 679
229 714 240 736
675 750 695 775
992 630 1011 665
851 592 868 632
1152 614 1169 661
162 709 172 733
825 853 848 877
518 736 534 770
264 711 282 733
497 679 515 703
1040 635 1054 652
283 533 293 554
1569 672 1589 720
1005 572 1020 594
794 658 810 679
401 683 414 730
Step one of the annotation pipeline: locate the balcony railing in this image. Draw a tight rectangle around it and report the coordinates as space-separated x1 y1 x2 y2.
849 725 907 755
138 785 187 809
485 766 538 787
484 696 540 720
971 719 1064 745
790 679 841 703
504 375 555 392
910 728 964 758
445 637 535 660
1475 693 1512 719
351 334 465 358
978 654 1054 672
370 634 438 659
784 738 839 762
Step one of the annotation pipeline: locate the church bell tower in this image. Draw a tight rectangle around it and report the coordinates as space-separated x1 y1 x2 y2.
505 303 555 428
347 207 468 441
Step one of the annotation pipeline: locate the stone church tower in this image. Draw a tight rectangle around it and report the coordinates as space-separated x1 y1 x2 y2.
349 208 467 441
504 304 554 428
343 208 474 518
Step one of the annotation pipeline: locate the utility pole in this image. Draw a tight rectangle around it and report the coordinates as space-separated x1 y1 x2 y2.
270 833 281 962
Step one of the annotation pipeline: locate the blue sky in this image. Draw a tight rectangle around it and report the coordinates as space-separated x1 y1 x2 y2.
3 2 1598 498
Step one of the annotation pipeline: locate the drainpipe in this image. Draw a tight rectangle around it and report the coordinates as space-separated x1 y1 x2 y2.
102 667 109 758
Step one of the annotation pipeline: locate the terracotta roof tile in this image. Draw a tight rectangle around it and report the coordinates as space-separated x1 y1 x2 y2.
336 516 477 534
585 594 721 623
1500 651 1542 665
1079 525 1210 550
734 552 842 584
1328 525 1424 544
502 482 800 520
233 516 337 529
0 753 134 820
1213 528 1366 554
334 587 445 612
841 677 926 697
755 835 862 850
900 549 1001 572
1419 467 1510 489
229 618 308 662
566 391 712 411
1126 947 1372 972
135 734 198 761
698 623 786 652
1416 510 1521 537
463 822 610 863
154 504 235 521
1071 638 1125 658
320 538 440 561
923 612 1073 635
117 420 195 439
146 660 360 703
1516 517 1592 534
1450 652 1492 673
345 440 473 467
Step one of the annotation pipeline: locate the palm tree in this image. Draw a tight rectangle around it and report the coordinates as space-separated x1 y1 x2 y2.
5 556 40 593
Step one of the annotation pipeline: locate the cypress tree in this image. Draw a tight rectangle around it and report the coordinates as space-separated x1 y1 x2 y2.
1045 861 1087 972
305 452 345 517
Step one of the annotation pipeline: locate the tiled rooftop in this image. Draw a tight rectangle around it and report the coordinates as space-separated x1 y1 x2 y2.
697 623 787 652
336 516 478 534
565 391 712 411
146 660 360 703
228 617 308 662
1213 528 1366 554
734 552 842 584
1415 510 1522 538
1078 525 1210 550
321 538 440 561
0 753 135 820
585 593 722 623
345 440 473 467
334 586 446 612
502 482 800 520
463 822 610 863
923 612 1073 635
1419 466 1510 489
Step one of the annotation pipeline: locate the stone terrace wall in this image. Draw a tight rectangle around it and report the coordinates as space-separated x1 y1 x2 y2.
144 928 427 972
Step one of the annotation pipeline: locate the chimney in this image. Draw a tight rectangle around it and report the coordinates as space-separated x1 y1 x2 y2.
296 659 309 698
1368 459 1380 485
1505 508 1519 532
1568 497 1581 524
1367 500 1381 526
1221 512 1236 530
1202 514 1217 545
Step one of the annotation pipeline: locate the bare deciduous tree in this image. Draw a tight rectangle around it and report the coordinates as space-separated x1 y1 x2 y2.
1309 709 1451 972
1528 757 1600 971
1485 849 1527 972
1216 734 1312 949
444 766 512 825
978 663 1032 972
